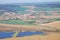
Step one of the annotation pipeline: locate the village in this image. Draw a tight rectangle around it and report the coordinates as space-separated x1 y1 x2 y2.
0 8 60 24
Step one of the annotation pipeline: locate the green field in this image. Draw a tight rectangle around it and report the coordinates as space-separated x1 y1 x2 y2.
34 7 60 11
0 20 27 25
0 20 36 25
54 18 60 21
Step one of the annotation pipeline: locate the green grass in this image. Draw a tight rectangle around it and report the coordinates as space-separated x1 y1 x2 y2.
54 18 60 21
0 20 27 24
0 20 36 25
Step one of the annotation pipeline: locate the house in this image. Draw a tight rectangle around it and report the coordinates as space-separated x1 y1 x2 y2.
36 18 54 24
